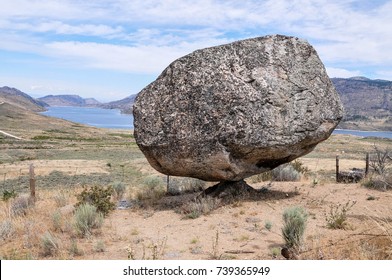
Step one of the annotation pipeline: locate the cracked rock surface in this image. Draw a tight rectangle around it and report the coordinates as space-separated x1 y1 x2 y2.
133 35 344 181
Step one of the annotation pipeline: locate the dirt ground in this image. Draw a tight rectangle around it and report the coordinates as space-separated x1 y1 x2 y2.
77 180 391 260
1 160 110 179
1 132 391 260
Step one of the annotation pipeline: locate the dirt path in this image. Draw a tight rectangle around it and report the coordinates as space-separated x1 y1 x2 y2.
0 129 23 140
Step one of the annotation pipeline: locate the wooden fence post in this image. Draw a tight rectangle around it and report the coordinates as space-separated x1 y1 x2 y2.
336 155 339 182
29 163 36 203
365 153 369 177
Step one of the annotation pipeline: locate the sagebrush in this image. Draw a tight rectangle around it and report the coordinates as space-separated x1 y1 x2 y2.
282 206 308 248
73 203 104 237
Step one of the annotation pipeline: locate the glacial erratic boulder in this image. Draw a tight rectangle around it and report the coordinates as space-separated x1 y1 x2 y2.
133 35 344 182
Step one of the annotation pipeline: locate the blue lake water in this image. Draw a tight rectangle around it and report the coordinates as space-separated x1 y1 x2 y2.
40 106 134 129
332 129 392 139
40 106 392 138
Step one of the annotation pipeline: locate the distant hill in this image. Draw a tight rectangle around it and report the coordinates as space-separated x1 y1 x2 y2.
38 95 101 107
0 101 105 140
2 78 392 131
0 86 47 112
101 94 137 114
331 77 392 130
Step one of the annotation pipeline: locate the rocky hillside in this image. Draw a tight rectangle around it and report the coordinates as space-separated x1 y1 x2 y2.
331 77 392 130
0 86 47 112
101 94 137 114
38 95 101 107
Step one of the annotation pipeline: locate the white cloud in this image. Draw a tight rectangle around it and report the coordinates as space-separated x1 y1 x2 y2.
0 19 124 38
326 67 362 79
44 38 230 74
1 0 392 81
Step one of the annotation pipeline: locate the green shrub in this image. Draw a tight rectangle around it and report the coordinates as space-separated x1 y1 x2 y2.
73 203 104 237
282 206 308 248
291 160 310 176
272 164 301 182
325 200 356 229
76 185 115 216
2 189 17 201
264 220 273 231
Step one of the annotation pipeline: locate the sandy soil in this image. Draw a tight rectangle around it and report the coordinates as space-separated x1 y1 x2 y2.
1 132 391 260
76 180 392 260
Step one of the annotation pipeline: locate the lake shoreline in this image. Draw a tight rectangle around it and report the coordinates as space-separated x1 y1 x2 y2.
40 106 392 138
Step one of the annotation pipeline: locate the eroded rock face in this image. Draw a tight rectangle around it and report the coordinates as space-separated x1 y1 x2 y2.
133 35 344 181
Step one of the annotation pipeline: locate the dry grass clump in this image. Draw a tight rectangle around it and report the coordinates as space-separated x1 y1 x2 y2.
112 181 126 201
180 196 221 219
40 231 59 257
325 200 356 229
133 176 166 205
127 236 168 260
303 235 392 260
167 177 205 195
362 174 392 191
10 194 33 216
51 210 63 232
53 190 69 207
0 219 14 240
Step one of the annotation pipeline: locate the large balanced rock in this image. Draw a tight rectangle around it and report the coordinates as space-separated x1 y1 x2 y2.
133 35 344 182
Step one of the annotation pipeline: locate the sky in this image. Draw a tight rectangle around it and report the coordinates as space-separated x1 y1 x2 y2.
1 0 392 102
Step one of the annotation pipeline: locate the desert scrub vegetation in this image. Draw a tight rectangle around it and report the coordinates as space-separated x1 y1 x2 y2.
76 185 115 216
112 181 126 200
248 160 308 183
362 145 392 190
40 231 59 257
73 203 104 237
133 175 166 204
325 200 356 229
0 219 14 240
272 164 301 182
362 175 392 190
10 194 34 216
179 196 221 219
282 206 308 249
2 189 17 201
167 177 205 195
53 190 69 207
51 210 63 232
126 236 168 260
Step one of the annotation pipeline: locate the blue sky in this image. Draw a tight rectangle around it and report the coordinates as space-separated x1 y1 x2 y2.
1 0 392 102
